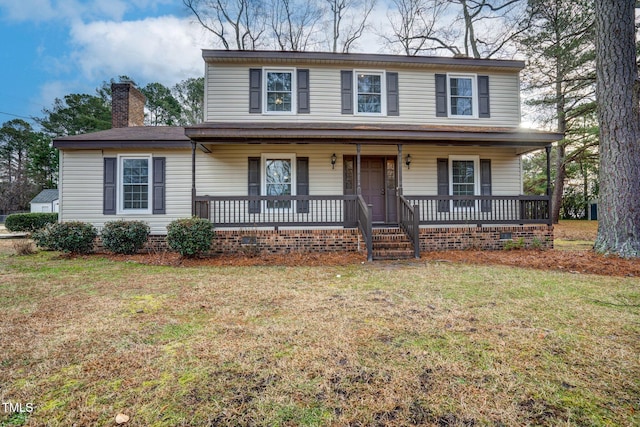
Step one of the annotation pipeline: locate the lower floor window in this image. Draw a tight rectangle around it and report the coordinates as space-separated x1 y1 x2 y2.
450 157 478 209
121 157 150 212
265 157 293 209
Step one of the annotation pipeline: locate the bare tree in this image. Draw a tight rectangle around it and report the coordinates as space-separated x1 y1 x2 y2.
183 0 267 50
593 0 640 258
382 0 450 55
325 0 377 53
269 0 323 51
383 0 528 58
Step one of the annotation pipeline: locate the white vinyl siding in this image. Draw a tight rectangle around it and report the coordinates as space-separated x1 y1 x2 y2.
58 149 193 234
205 64 521 127
195 144 521 197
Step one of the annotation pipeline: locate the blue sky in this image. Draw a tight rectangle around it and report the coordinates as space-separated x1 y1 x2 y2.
0 0 211 124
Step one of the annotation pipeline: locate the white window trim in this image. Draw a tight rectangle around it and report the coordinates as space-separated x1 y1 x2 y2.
263 68 296 115
261 153 296 211
354 70 386 116
449 155 480 211
117 154 152 215
447 73 478 119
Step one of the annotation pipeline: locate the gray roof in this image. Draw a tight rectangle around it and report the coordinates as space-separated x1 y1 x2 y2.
31 189 59 204
53 126 190 149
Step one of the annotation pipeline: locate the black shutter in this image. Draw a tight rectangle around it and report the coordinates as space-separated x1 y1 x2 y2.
386 72 399 116
296 157 309 213
435 74 448 117
152 157 166 214
103 157 117 215
437 158 449 212
480 159 492 212
478 75 490 118
341 70 353 114
248 157 261 214
297 69 310 114
249 68 262 113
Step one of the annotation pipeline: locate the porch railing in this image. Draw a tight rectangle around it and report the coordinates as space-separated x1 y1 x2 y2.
195 195 551 228
404 195 551 226
357 195 373 261
399 195 420 258
194 195 358 227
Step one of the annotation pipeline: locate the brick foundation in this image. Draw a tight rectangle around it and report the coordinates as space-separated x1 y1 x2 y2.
418 225 553 251
96 225 553 255
211 228 363 255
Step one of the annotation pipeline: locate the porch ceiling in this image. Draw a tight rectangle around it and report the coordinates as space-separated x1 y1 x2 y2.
185 122 562 153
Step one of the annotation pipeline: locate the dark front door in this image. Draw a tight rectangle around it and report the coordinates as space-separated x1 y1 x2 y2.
361 157 386 223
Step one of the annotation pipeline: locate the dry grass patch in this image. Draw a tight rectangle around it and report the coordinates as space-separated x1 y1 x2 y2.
0 242 639 426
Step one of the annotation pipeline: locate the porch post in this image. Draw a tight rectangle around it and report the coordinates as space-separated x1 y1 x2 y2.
397 144 403 195
191 141 196 216
545 144 552 225
356 143 362 195
397 144 403 223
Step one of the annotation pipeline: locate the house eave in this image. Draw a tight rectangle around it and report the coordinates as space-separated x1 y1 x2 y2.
202 50 525 72
185 122 562 150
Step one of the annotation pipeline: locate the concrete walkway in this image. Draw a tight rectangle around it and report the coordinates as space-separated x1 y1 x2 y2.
0 225 28 239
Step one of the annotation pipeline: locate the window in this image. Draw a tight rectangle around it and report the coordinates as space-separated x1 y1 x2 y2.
356 71 385 114
449 156 479 209
265 70 294 113
448 75 475 117
120 156 151 213
263 154 295 209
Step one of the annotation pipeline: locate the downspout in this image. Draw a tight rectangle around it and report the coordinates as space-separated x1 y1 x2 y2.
191 141 196 217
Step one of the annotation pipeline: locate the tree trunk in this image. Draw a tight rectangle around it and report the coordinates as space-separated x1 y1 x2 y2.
593 0 640 258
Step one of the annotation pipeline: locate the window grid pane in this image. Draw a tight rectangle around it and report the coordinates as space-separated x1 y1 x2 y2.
266 72 292 112
357 74 382 113
450 78 473 116
265 159 292 209
452 160 475 208
122 159 149 210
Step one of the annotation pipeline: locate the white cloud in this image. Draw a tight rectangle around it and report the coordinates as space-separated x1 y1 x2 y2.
0 0 171 24
69 16 207 86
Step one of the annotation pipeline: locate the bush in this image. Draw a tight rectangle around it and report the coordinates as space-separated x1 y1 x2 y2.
166 217 214 257
5 213 58 233
101 220 150 254
33 221 97 254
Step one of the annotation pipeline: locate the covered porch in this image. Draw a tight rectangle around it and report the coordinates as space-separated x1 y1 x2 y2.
185 123 561 260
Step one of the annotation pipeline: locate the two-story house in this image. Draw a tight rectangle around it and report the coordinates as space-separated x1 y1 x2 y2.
54 50 562 260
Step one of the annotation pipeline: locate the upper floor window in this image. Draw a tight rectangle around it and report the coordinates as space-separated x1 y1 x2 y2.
265 70 294 113
435 74 490 119
449 76 474 117
355 71 385 114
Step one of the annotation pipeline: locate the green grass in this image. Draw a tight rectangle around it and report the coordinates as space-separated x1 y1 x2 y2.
0 241 638 426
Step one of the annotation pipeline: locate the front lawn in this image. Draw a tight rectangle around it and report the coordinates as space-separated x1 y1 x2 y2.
0 238 638 426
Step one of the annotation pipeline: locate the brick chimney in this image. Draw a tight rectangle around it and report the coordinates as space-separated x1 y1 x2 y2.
111 82 146 128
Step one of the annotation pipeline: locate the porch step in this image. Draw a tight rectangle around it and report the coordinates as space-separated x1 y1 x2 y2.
371 227 416 260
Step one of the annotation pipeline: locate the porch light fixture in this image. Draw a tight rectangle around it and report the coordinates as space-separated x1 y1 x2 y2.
331 153 337 169
405 154 412 169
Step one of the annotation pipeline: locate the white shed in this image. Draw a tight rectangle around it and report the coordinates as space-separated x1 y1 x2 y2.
30 189 59 213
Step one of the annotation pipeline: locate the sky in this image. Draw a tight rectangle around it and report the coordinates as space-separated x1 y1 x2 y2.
0 0 214 124
0 0 392 126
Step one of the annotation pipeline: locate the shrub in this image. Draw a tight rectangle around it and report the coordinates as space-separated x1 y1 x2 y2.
101 220 150 254
5 213 58 233
166 217 214 257
13 240 36 256
33 221 97 254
